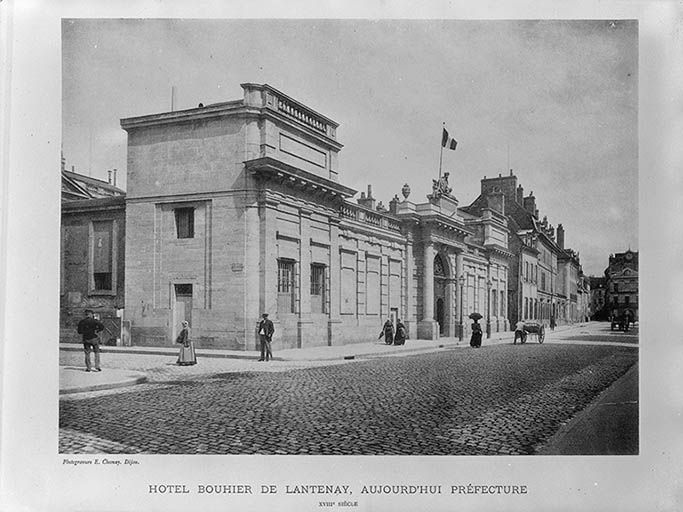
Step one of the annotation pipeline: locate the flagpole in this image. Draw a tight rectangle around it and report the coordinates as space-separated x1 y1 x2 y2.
438 122 445 180
507 142 510 171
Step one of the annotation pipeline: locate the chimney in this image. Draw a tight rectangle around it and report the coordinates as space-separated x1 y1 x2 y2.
71 165 75 172
107 170 112 184
356 184 376 209
516 184 524 204
389 194 400 214
523 191 536 215
113 168 117 187
557 223 565 249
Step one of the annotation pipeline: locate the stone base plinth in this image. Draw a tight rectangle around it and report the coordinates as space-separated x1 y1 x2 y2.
417 320 439 340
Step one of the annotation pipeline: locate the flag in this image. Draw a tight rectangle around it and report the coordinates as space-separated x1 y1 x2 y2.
442 126 458 150
441 128 449 147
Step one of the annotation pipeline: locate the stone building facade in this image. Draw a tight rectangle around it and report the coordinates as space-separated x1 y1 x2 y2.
60 154 127 344
117 83 511 350
60 196 126 344
462 171 584 328
604 250 639 322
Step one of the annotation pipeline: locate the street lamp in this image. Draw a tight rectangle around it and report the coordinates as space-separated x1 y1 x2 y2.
486 279 492 338
458 275 465 341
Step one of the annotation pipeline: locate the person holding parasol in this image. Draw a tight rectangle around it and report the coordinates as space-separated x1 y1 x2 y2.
469 312 483 348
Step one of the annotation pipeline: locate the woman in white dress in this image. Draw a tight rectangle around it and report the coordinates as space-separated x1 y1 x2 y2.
176 321 197 366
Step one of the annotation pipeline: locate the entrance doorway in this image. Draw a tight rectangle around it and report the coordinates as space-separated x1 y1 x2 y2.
390 307 398 326
433 253 449 336
173 283 193 341
435 298 444 335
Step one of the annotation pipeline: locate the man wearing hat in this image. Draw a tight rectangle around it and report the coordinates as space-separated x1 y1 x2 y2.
257 313 275 361
77 309 105 372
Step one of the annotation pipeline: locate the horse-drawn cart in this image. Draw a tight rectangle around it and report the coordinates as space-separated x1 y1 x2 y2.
514 321 545 344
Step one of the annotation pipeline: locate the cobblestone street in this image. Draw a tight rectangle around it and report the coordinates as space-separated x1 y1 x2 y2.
60 341 637 455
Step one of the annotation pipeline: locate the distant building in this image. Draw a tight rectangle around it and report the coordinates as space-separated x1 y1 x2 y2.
604 250 639 322
577 272 591 322
589 276 608 320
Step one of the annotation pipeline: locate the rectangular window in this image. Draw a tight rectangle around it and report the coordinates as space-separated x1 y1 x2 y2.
174 207 195 239
92 220 113 292
500 291 505 317
94 273 112 291
625 296 630 305
310 264 326 314
277 259 296 313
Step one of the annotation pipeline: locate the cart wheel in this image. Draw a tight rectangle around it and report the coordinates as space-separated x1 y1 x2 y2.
539 327 545 344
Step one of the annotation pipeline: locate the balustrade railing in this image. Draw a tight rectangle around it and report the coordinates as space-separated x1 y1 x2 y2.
277 97 328 134
339 202 402 232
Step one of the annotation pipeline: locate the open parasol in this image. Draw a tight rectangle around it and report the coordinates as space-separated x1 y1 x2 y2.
469 312 483 321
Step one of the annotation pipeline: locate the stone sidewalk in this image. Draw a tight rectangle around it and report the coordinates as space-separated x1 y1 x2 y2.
59 323 585 394
537 362 639 455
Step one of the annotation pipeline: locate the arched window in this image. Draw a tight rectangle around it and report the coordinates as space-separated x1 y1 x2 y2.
434 254 446 277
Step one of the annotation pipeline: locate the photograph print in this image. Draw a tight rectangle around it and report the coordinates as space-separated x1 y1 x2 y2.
59 18 639 456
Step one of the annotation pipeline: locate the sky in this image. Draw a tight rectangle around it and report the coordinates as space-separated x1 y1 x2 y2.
62 19 638 276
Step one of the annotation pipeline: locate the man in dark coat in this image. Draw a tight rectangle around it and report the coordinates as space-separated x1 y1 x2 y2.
258 313 275 361
77 309 105 372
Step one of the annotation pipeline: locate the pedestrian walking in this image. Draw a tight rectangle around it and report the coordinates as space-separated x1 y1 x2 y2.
379 318 394 345
258 313 274 361
549 315 556 331
470 319 482 348
514 320 527 344
176 321 197 366
77 309 105 372
394 319 407 346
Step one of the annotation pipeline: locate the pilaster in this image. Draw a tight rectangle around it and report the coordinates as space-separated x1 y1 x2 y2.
456 252 465 339
328 217 342 345
297 208 313 347
259 197 279 349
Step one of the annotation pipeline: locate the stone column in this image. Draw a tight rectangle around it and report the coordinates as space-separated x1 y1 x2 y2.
445 251 457 337
423 242 434 320
417 240 438 339
404 235 415 338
